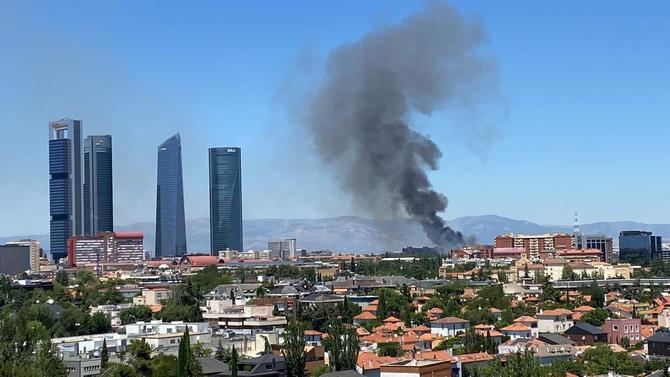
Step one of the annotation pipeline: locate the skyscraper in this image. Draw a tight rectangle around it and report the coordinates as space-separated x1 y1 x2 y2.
84 135 113 236
209 147 243 254
49 119 83 262
155 134 187 258
619 231 664 264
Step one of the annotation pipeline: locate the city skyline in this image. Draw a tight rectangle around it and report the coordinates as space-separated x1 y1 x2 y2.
1 1 668 236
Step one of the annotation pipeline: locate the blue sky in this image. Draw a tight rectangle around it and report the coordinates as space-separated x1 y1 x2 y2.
0 0 668 235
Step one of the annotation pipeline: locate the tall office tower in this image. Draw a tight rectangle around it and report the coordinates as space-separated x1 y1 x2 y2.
49 119 83 262
209 147 243 254
84 135 113 236
155 134 187 258
619 231 664 264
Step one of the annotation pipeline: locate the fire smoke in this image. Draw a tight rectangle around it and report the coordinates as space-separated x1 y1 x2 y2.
303 1 497 248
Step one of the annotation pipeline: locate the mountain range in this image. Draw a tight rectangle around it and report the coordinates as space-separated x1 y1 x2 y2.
1 215 668 254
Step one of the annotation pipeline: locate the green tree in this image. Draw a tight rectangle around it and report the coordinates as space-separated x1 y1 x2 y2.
586 281 605 308
55 270 70 286
177 327 202 377
562 265 575 280
214 340 230 362
152 354 179 377
377 342 403 357
282 319 306 377
581 308 610 327
86 311 112 334
255 286 267 298
323 320 359 371
120 305 153 324
128 339 152 377
101 338 109 370
230 346 239 377
350 257 356 273
192 342 213 357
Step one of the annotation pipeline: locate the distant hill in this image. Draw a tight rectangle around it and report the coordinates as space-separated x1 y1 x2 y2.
2 215 668 254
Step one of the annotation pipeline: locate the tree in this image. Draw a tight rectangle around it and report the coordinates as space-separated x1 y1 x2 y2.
283 319 306 377
55 270 70 286
378 342 403 357
86 311 112 334
350 257 356 273
215 340 230 362
581 308 610 327
193 342 213 357
101 338 109 370
524 263 530 279
261 335 272 354
323 320 359 371
256 286 267 298
120 305 153 324
230 346 239 377
562 265 575 280
128 339 152 377
586 281 605 308
177 327 202 377
230 289 236 305
152 354 179 377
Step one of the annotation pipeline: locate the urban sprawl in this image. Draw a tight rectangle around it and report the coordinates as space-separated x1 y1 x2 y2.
1 119 669 377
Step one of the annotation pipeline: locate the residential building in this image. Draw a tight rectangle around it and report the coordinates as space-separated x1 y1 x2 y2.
63 356 102 377
536 309 573 333
513 316 539 337
563 322 608 345
209 147 243 254
380 359 452 377
0 244 32 275
268 239 297 260
619 231 664 264
202 299 287 332
133 287 173 306
2 240 41 272
430 317 470 337
223 354 286 377
495 233 572 261
603 318 642 345
143 331 211 350
500 323 532 340
68 232 144 267
83 135 113 236
155 133 187 258
647 331 670 359
49 119 83 262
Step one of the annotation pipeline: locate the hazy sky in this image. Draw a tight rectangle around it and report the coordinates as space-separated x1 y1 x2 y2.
0 1 668 236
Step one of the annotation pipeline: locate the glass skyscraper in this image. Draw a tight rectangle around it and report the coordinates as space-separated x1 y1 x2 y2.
49 119 83 262
209 147 243 253
155 134 187 258
84 135 113 236
619 231 664 264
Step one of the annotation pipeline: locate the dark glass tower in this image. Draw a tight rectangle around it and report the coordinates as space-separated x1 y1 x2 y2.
84 135 113 236
209 147 243 253
155 134 187 258
619 231 664 264
49 119 83 262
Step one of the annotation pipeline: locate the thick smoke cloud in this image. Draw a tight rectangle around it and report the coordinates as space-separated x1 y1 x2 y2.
303 1 497 249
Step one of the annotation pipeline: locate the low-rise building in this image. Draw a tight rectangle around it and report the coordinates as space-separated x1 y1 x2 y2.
430 317 470 337
537 309 573 333
603 318 642 345
380 359 452 377
647 331 670 359
133 287 173 306
500 323 532 340
63 356 102 377
563 322 608 345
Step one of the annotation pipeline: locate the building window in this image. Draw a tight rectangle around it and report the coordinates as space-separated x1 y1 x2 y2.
612 325 619 331
624 325 628 333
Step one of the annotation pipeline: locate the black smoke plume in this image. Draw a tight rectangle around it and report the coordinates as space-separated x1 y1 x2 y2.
303 1 496 249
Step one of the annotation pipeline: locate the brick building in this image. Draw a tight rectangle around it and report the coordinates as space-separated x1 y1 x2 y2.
495 234 572 261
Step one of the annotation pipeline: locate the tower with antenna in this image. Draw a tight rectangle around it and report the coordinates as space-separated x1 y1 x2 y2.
574 211 581 235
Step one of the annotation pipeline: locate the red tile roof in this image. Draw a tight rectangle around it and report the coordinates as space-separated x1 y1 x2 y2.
431 316 469 324
501 323 531 332
354 311 377 320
